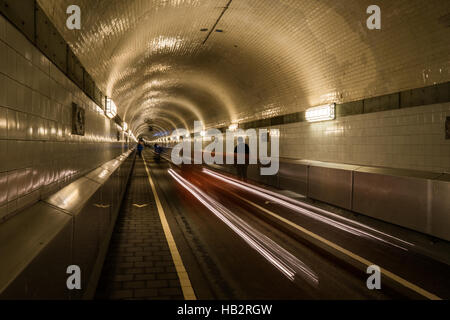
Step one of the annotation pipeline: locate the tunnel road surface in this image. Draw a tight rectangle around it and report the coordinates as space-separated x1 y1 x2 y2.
143 151 450 300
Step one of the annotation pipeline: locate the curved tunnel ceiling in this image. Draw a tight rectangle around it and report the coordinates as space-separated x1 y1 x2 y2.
38 0 450 138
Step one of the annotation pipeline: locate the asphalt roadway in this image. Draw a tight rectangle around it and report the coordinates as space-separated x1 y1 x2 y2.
142 151 450 300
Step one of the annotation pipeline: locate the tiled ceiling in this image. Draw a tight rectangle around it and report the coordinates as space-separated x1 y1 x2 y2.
38 0 450 137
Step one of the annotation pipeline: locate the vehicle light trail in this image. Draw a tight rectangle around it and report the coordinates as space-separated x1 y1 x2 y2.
168 169 319 285
202 168 413 251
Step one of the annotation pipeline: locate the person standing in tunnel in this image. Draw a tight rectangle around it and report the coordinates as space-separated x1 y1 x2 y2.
137 140 144 158
154 143 162 162
234 137 250 182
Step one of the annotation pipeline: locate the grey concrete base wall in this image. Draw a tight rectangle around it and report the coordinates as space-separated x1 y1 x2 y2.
352 169 450 242
307 164 356 210
276 161 449 241
0 149 135 299
278 161 308 195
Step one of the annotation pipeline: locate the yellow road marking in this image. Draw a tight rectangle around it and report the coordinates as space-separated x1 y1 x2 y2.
142 154 196 300
231 191 441 300
132 203 149 208
93 204 110 208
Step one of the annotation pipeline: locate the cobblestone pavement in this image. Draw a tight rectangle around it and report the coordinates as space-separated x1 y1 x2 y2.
95 156 184 300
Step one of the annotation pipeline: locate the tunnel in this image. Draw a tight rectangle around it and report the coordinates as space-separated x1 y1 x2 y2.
0 0 450 304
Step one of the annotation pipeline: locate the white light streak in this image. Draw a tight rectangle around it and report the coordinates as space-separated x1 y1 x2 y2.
168 169 318 285
202 168 413 251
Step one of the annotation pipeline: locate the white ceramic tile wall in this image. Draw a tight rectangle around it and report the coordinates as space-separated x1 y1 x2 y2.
0 15 130 221
276 103 450 173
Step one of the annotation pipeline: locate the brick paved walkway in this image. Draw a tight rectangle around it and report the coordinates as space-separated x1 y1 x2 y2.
95 156 184 300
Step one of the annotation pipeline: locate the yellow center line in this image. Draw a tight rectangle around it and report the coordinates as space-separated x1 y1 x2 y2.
142 154 197 300
230 191 441 300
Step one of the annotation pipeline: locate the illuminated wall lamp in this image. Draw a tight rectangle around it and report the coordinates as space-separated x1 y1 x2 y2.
123 122 128 131
305 103 336 122
105 97 117 119
229 123 238 131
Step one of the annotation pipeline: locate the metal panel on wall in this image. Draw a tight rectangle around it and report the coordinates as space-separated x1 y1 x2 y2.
36 6 67 72
278 160 308 195
364 93 400 113
0 202 72 299
430 175 450 241
83 72 94 99
0 0 35 42
352 168 441 237
48 24 67 72
35 6 50 59
94 86 104 110
68 49 84 89
307 163 357 210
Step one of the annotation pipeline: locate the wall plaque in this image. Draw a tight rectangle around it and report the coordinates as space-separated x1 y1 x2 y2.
72 102 85 136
